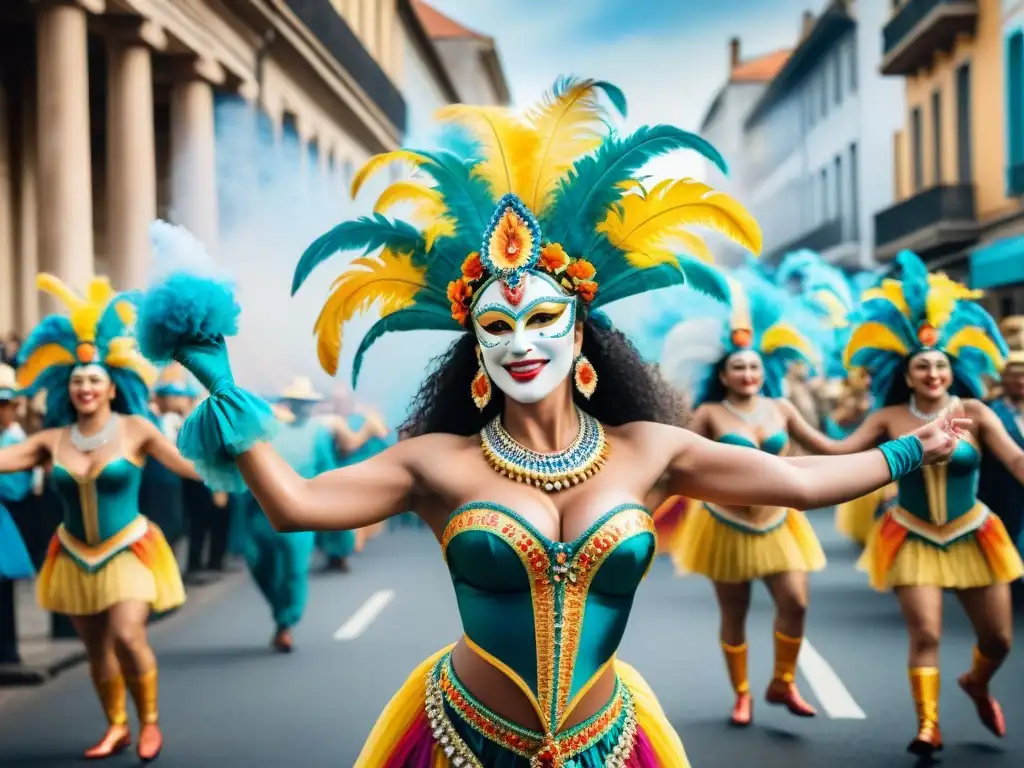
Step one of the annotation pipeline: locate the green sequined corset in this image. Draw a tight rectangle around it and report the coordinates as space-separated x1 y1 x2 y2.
51 457 144 545
441 501 656 734
896 437 980 525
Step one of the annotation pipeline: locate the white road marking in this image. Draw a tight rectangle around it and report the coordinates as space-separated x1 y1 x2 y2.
799 638 866 719
333 590 395 641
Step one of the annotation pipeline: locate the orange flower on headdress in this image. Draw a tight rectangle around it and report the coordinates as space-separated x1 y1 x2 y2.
575 280 598 303
461 252 484 282
447 278 473 325
917 324 938 347
731 328 753 348
539 243 569 273
566 259 596 282
488 208 535 272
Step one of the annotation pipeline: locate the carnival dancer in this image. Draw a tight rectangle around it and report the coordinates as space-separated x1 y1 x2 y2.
0 275 205 761
136 79 963 768
659 277 830 726
0 364 34 664
239 388 334 653
811 251 1024 755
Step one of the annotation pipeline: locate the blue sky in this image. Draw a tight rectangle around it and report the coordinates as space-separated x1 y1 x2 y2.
428 0 819 179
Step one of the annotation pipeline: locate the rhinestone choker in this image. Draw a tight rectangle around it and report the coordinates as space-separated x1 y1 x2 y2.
480 408 609 492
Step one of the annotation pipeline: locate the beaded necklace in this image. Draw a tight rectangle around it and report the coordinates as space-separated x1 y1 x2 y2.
480 408 609 492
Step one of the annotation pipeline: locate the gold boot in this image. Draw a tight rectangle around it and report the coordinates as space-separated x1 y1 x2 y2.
958 646 1006 737
83 674 131 759
127 669 162 762
722 642 752 726
765 632 816 717
908 667 943 756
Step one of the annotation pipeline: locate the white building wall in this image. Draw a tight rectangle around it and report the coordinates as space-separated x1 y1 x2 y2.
434 39 503 105
400 21 453 148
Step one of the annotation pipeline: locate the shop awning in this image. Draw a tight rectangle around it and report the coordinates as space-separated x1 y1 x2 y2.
969 235 1024 290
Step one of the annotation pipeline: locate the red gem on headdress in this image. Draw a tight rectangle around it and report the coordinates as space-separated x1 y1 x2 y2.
501 280 526 306
731 328 753 349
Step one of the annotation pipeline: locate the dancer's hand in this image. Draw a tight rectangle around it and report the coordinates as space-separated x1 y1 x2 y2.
174 338 233 396
910 396 971 465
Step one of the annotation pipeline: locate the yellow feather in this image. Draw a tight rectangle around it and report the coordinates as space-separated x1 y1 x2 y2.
114 300 136 328
725 276 752 331
312 250 427 375
351 150 429 200
925 272 983 329
843 321 910 368
862 280 910 318
523 80 611 214
373 181 452 252
811 290 850 328
761 323 819 365
106 338 158 387
596 178 762 267
36 274 84 312
433 104 539 200
36 274 115 343
16 344 76 390
945 327 1005 369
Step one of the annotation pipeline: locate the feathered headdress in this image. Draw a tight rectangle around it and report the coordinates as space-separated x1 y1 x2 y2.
844 250 1007 402
660 275 819 404
16 274 156 427
291 77 763 385
154 362 200 399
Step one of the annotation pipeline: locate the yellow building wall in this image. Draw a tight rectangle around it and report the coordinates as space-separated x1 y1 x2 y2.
894 0 1020 224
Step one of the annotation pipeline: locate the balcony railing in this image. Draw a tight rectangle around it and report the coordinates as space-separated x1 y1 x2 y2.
282 0 406 132
1009 164 1024 197
765 219 845 262
874 184 978 259
881 0 977 76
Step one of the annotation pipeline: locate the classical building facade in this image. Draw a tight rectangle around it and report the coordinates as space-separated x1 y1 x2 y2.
742 0 904 269
699 38 790 265
0 0 502 338
877 0 1024 303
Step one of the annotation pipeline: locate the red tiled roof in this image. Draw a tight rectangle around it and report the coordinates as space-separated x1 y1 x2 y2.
412 1 487 40
731 49 792 82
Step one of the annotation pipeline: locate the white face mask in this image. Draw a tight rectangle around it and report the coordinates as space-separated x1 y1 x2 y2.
472 272 577 404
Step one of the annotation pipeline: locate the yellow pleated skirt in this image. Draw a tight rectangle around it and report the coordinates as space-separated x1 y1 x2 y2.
37 521 186 615
671 503 826 583
858 505 1024 591
354 644 690 766
835 484 895 545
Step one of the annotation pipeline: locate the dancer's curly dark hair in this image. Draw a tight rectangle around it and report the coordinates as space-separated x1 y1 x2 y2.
401 319 688 437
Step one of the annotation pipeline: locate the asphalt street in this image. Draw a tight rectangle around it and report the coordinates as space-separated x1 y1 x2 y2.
1 513 1022 768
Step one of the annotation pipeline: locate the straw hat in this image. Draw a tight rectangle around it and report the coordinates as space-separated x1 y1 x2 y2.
0 364 17 401
279 376 324 402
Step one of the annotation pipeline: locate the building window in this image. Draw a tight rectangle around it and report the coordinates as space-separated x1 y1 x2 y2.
956 61 973 182
911 106 924 192
821 167 829 222
834 154 843 225
1008 32 1024 170
894 131 903 197
849 37 858 92
931 89 942 184
834 47 843 105
820 68 828 119
849 142 859 239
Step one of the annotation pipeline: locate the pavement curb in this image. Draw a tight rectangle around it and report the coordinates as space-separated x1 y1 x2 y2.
0 571 245 689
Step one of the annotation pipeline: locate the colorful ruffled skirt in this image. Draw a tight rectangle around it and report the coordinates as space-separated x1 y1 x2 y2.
356 645 689 767
652 496 690 555
671 503 826 583
835 484 895 545
37 518 186 615
858 503 1024 591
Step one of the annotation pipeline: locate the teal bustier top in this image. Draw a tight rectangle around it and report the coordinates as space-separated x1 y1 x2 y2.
896 438 980 525
717 430 789 455
51 457 144 545
442 501 655 733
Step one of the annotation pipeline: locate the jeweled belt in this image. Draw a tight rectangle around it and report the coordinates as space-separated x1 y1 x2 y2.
424 654 637 768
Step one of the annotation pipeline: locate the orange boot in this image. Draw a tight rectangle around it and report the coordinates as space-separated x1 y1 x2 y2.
958 646 1006 738
765 632 816 717
908 667 943 756
722 642 752 726
127 669 162 762
83 674 131 759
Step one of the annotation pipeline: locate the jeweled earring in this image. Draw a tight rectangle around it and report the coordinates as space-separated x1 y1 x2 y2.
471 349 492 410
573 355 597 399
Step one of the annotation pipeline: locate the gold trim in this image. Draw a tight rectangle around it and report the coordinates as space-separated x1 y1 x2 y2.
56 516 149 568
891 503 988 546
705 503 788 533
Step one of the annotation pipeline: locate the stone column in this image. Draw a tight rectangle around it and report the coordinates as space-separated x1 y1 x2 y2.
35 0 96 299
0 74 14 334
170 61 219 252
17 89 39 332
105 20 161 291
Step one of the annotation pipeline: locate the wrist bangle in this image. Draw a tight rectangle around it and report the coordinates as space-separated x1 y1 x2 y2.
877 435 924 481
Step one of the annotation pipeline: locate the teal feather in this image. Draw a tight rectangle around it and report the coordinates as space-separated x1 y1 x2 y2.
17 316 78 372
351 306 461 387
550 76 628 119
540 125 728 258
292 215 423 295
593 255 729 309
414 150 494 238
895 250 929 320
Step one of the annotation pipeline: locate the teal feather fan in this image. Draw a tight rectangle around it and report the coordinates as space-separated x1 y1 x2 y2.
292 77 763 387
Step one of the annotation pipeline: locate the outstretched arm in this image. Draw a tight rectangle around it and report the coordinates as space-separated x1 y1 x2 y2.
778 398 889 455
235 436 421 532
132 416 202 481
971 400 1024 483
0 430 52 474
659 415 959 510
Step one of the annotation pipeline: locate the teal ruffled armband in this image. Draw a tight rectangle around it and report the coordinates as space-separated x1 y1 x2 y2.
877 435 924 481
135 243 279 492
